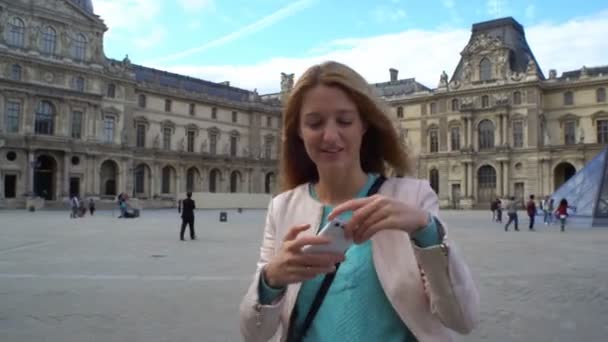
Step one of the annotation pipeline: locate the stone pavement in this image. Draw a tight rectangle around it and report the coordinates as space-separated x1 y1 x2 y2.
0 208 606 342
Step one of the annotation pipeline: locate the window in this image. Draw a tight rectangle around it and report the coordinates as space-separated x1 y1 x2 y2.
134 165 145 194
164 99 172 112
429 129 438 153
564 120 576 145
265 137 272 159
267 116 272 127
138 94 146 108
4 175 16 198
71 111 83 139
211 107 217 119
8 17 25 47
450 127 460 151
35 101 54 135
478 120 495 150
480 58 492 81
103 116 115 143
163 127 172 150
597 120 608 144
74 77 85 92
597 88 606 103
513 91 522 105
209 133 217 155
430 102 437 114
187 130 195 152
230 135 237 156
189 103 195 116
5 101 20 133
564 91 574 105
451 99 459 112
513 121 523 148
72 33 87 61
41 26 56 54
107 84 116 98
429 169 439 194
481 95 489 108
232 111 238 123
397 106 404 118
10 64 22 81
162 167 171 193
136 124 146 148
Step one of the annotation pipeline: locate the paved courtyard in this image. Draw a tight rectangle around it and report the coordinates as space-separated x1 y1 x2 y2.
0 208 606 342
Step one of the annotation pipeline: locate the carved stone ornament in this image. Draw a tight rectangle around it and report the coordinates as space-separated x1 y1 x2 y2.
200 139 207 152
280 72 294 93
44 72 54 83
153 134 160 148
439 70 449 87
464 33 503 55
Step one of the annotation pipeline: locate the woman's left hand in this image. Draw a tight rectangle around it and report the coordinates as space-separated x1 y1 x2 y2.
327 194 429 244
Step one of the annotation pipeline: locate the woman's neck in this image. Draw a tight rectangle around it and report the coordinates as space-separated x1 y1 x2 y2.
314 168 368 206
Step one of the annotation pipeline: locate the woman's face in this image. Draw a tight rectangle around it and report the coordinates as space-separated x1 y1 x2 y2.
298 84 366 174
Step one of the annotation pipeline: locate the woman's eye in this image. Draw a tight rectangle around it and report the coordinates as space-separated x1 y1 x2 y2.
338 119 353 126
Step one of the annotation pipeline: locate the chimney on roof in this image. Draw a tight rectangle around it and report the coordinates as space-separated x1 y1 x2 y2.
220 81 230 86
389 68 398 82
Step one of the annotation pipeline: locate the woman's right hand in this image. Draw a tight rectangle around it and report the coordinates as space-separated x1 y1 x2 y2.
263 224 345 288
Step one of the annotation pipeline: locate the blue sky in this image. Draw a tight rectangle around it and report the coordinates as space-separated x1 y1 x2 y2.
95 0 608 94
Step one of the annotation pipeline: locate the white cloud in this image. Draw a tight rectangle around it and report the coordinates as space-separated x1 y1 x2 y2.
525 4 536 20
373 6 407 23
443 0 455 9
148 10 608 95
487 0 507 18
177 0 213 11
95 0 166 48
134 27 168 49
149 0 317 63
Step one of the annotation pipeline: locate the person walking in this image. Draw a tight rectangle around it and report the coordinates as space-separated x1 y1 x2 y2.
526 195 537 231
555 198 572 232
504 196 520 231
89 198 96 216
495 198 503 223
546 198 555 225
179 192 196 241
70 195 79 218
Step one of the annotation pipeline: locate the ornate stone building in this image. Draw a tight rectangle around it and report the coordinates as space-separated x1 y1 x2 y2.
0 0 283 209
375 18 608 208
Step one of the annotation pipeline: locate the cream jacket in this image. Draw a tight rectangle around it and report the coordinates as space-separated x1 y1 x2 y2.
239 177 479 341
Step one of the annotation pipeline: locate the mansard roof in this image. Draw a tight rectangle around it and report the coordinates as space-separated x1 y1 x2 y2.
373 78 430 97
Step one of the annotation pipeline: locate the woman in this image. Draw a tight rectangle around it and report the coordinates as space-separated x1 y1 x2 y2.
555 198 571 232
239 61 479 341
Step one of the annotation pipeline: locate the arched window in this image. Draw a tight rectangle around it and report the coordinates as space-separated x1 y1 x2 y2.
479 58 492 81
481 95 489 108
429 169 439 194
429 128 439 153
35 101 55 135
161 166 173 194
397 106 404 118
138 94 147 108
41 26 57 54
477 165 497 203
8 17 25 47
478 120 495 150
265 172 275 194
209 169 220 193
10 64 22 81
564 91 574 105
74 77 85 92
513 91 522 105
597 88 606 103
451 99 459 112
230 171 241 193
72 33 87 61
107 84 116 98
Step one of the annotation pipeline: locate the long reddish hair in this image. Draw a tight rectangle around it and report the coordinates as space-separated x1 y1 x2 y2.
280 61 412 191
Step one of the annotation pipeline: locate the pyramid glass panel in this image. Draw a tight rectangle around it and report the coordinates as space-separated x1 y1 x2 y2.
550 148 607 218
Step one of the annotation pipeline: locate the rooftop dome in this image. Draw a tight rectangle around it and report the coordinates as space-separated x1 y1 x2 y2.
70 0 94 14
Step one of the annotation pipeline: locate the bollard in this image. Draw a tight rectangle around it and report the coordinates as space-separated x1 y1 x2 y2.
220 211 227 222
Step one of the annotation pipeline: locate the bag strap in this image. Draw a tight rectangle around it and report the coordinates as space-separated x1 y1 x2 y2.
287 175 386 342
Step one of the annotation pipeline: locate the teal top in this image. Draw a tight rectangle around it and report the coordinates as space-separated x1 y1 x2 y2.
259 174 441 341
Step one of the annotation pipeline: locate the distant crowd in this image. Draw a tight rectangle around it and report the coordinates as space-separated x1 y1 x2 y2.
491 195 575 232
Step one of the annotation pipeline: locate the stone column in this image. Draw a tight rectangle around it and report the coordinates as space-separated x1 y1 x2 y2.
176 165 184 195
467 162 474 198
503 162 510 196
499 115 504 146
463 118 469 147
151 164 158 197
27 151 35 195
503 115 509 147
63 153 70 197
92 157 100 196
463 163 468 197
497 161 503 197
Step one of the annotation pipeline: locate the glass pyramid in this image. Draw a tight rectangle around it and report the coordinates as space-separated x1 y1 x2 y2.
550 146 608 227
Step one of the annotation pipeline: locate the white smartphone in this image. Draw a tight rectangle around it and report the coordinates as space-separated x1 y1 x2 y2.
301 218 353 254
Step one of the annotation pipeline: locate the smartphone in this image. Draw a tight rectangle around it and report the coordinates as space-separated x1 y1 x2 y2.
301 218 353 254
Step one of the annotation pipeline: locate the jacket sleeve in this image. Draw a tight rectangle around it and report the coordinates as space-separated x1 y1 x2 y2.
411 180 480 335
239 197 286 342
